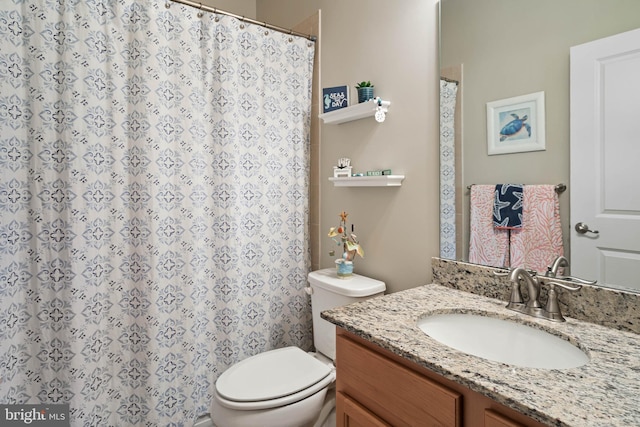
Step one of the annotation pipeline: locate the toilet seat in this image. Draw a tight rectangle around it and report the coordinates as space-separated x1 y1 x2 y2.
215 346 335 411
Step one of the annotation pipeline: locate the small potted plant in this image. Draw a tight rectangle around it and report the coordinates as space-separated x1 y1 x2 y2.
328 211 364 279
355 81 374 103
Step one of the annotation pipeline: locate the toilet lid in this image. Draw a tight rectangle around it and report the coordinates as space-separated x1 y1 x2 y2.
216 346 332 403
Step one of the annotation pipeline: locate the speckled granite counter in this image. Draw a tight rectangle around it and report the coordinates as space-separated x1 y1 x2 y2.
432 258 640 334
322 284 640 426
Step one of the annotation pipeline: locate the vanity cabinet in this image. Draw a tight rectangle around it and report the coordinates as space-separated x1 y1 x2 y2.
336 328 547 427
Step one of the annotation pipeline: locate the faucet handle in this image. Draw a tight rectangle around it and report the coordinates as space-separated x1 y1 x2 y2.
542 279 582 322
544 283 565 321
507 280 524 306
540 275 595 290
556 276 597 286
544 279 582 292
497 268 527 308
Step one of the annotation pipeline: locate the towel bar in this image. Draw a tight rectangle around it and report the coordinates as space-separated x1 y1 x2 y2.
466 183 566 193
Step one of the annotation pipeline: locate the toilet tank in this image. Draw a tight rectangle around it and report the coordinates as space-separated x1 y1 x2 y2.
307 268 385 360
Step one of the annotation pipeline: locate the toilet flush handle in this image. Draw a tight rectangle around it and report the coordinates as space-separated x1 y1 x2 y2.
304 287 313 295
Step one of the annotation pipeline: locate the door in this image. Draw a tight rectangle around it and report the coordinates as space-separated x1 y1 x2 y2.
570 28 640 291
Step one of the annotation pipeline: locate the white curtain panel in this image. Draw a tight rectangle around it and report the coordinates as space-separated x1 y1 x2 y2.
439 79 458 259
0 0 315 425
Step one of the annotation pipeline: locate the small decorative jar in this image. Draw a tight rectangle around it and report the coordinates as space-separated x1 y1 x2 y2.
335 259 353 279
357 87 374 103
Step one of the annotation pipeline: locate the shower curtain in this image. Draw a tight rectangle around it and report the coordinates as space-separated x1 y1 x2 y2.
0 1 315 425
439 79 458 259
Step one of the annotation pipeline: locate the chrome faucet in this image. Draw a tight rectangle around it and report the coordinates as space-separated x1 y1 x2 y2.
503 257 596 322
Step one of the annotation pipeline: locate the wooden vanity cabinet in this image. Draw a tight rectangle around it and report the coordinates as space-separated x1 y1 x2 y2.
335 328 547 427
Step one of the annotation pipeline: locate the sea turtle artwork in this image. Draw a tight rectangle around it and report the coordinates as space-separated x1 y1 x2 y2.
499 113 531 141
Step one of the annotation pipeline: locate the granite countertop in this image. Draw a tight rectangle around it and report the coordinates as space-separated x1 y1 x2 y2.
322 283 640 427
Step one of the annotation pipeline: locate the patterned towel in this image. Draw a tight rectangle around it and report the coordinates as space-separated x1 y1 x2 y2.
510 185 564 273
493 184 524 229
469 185 510 268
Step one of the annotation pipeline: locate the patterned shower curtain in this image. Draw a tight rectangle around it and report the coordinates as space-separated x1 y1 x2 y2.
0 1 315 425
439 79 458 260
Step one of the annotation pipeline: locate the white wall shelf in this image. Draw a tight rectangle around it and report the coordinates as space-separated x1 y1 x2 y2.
328 175 405 187
319 99 390 124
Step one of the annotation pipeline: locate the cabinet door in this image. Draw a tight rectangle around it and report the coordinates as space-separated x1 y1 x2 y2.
337 392 391 427
336 333 461 426
485 409 526 427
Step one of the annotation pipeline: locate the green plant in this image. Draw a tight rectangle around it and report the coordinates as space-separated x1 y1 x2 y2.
355 81 374 88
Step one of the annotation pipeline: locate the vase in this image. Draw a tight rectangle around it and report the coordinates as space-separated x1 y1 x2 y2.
357 87 374 103
335 259 354 279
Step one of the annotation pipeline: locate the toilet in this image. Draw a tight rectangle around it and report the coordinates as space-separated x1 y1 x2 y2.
210 268 385 427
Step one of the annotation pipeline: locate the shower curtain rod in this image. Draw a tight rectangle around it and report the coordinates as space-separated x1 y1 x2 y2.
440 76 459 84
466 183 567 193
167 0 317 42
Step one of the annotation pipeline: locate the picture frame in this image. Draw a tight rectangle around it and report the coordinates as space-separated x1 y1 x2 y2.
486 91 545 155
322 85 349 113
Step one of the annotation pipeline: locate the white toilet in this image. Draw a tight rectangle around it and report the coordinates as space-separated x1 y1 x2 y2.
210 268 385 427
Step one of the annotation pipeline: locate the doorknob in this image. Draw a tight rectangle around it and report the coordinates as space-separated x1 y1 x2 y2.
575 222 599 235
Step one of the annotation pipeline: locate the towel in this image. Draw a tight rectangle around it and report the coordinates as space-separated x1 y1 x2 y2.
468 185 510 268
493 184 523 229
509 185 563 273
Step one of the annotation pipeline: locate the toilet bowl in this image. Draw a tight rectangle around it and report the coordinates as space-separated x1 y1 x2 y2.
210 269 385 427
211 347 335 427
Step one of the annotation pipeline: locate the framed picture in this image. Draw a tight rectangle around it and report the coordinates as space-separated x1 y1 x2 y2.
322 85 349 113
486 91 545 155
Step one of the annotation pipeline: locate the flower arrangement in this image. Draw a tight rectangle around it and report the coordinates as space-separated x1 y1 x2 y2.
328 211 364 278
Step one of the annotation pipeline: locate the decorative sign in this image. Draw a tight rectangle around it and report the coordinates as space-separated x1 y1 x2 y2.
322 85 349 113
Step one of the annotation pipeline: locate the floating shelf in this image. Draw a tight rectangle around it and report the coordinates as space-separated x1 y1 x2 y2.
328 175 405 187
319 99 391 124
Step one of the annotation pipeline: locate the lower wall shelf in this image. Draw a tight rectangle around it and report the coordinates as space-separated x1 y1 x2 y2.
328 175 405 187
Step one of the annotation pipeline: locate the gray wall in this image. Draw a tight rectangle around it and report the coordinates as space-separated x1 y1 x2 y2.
263 0 440 293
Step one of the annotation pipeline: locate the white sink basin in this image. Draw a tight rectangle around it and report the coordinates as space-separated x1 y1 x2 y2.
417 313 589 369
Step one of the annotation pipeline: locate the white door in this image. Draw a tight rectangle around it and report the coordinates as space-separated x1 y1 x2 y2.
570 28 640 292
